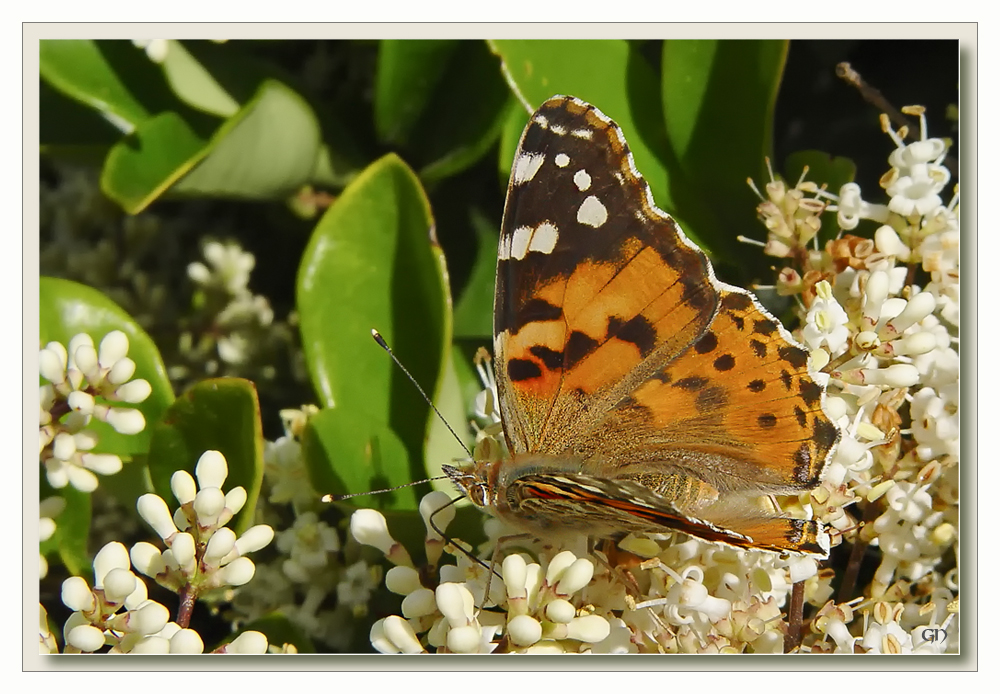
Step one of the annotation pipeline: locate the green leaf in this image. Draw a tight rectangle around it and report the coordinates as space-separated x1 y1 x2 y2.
97 453 155 518
297 154 451 489
302 407 417 510
489 40 673 210
101 79 323 214
423 347 474 496
375 40 511 183
452 209 499 339
39 277 174 456
40 478 92 580
374 40 460 145
784 150 857 244
160 40 240 117
497 97 530 187
409 42 512 183
171 80 323 198
146 378 264 535
661 40 788 268
100 111 207 213
40 39 152 130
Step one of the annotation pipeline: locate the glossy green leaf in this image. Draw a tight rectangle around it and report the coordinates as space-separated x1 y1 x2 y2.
784 150 857 244
39 277 174 456
146 378 264 535
100 111 207 213
40 39 151 130
374 40 460 145
375 39 511 181
497 97 530 187
423 346 475 497
101 79 323 214
489 40 673 209
302 407 417 510
661 40 788 268
404 42 512 184
297 154 451 488
452 209 499 339
171 80 323 197
160 40 240 117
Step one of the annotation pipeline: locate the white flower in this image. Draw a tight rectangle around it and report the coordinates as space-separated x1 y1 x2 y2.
337 560 380 613
909 387 959 461
832 182 890 230
276 512 340 578
802 281 850 353
188 240 255 296
264 434 315 508
882 109 951 217
132 39 169 63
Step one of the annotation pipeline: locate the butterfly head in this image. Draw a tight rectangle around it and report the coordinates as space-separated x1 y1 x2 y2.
441 462 496 509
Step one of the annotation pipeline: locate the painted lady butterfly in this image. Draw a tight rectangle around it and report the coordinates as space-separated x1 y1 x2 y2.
444 96 840 557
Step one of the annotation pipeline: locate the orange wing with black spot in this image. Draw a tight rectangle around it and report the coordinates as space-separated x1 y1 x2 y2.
495 96 717 455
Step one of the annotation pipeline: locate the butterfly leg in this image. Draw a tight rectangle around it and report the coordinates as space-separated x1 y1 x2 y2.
478 533 534 614
592 537 646 600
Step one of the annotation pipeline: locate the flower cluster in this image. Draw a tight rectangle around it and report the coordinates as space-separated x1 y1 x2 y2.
46 450 275 654
39 330 151 493
182 239 289 382
227 406 382 651
747 104 959 652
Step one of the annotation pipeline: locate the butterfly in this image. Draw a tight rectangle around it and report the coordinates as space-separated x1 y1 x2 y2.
443 95 840 558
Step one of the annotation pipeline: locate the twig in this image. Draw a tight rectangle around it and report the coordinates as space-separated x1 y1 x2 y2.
837 501 882 604
836 62 958 179
784 581 806 652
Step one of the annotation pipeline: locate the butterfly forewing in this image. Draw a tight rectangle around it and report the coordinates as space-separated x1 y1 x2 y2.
495 96 718 456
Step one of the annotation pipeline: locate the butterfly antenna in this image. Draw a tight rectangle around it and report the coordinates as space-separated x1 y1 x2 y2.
371 329 472 457
322 475 450 503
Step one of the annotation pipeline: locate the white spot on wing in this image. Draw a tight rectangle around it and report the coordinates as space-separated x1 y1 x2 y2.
550 124 567 135
571 129 593 140
573 169 591 191
513 152 545 184
510 226 533 260
533 114 549 129
555 153 570 168
577 196 608 228
528 222 559 254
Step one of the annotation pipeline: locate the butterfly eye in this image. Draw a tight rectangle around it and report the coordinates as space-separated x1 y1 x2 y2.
471 484 489 507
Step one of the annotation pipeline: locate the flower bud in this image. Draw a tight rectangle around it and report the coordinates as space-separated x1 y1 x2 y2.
98 331 130 369
137 494 177 540
195 450 228 489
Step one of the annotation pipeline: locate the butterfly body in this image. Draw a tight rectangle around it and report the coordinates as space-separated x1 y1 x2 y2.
444 95 839 558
